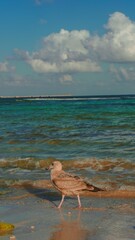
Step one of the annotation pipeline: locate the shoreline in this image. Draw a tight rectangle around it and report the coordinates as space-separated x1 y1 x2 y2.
11 180 135 198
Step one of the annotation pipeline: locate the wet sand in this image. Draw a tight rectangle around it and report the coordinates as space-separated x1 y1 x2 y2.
11 179 135 198
0 184 135 240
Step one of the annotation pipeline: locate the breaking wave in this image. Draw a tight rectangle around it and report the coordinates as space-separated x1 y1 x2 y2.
0 157 135 195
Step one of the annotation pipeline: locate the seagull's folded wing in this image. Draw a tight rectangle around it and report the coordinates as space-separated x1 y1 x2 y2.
53 172 89 191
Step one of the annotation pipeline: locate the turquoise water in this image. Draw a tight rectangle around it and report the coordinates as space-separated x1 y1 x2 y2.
0 95 135 190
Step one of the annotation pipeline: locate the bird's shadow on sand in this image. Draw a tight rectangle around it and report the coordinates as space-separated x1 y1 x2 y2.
24 184 71 207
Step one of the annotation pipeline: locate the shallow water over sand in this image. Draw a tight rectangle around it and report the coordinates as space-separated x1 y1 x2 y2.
0 96 135 196
0 187 135 240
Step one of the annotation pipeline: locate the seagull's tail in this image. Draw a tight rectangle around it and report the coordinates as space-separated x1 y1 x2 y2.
92 185 104 192
87 183 104 192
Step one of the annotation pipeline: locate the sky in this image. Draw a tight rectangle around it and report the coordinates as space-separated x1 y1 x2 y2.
1 0 135 96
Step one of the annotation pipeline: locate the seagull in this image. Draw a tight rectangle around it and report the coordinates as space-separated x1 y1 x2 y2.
47 161 102 208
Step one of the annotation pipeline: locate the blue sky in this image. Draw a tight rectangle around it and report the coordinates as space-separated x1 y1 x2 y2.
1 0 135 96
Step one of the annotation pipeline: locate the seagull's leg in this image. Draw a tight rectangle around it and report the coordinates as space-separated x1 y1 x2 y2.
58 195 65 208
77 195 81 208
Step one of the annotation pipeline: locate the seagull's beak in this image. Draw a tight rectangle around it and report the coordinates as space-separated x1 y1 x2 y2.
45 164 53 170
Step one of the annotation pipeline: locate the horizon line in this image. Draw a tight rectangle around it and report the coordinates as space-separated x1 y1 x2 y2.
0 93 135 99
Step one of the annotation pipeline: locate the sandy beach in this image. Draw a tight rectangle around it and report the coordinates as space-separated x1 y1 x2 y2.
0 182 135 240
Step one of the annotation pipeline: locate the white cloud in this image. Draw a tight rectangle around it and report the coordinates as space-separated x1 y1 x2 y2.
110 64 135 81
59 74 73 83
90 12 135 62
15 12 135 84
39 18 47 25
25 29 101 75
35 0 53 5
35 0 41 4
0 62 10 72
28 58 100 73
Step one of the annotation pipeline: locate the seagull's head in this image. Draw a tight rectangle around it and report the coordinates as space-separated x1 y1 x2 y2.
48 161 62 171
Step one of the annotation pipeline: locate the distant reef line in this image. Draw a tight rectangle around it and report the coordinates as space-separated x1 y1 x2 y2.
0 94 135 99
0 94 72 99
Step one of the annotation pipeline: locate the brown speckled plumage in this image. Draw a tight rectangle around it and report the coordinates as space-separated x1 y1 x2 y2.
48 161 102 208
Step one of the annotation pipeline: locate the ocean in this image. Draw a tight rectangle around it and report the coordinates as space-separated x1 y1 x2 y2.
0 95 135 195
